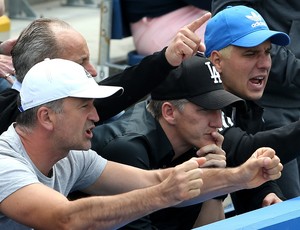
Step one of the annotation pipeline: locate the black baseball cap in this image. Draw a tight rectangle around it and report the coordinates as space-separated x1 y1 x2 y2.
151 55 243 109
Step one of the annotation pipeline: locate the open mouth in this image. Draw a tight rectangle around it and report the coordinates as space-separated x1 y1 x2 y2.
85 127 94 138
249 76 264 85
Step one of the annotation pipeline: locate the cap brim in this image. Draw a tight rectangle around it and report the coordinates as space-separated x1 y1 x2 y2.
188 89 244 110
232 30 290 47
70 84 124 99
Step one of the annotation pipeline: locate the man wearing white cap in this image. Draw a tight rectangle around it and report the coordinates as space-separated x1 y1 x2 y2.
0 58 283 229
204 5 300 214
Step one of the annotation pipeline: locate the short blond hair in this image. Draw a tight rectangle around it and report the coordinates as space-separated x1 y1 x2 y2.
218 45 233 59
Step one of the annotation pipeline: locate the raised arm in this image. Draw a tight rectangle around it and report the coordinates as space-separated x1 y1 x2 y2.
96 13 211 121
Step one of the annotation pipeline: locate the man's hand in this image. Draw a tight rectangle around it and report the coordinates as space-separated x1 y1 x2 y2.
262 193 282 207
0 38 17 84
165 12 211 66
0 55 15 84
0 38 17 56
160 157 206 205
196 132 226 168
238 147 283 189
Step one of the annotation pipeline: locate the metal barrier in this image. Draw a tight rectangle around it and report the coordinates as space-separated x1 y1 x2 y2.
97 0 144 81
63 0 98 7
97 0 113 81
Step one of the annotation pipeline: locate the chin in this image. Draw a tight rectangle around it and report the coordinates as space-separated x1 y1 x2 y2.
76 142 91 151
84 144 92 150
247 93 263 101
254 94 264 101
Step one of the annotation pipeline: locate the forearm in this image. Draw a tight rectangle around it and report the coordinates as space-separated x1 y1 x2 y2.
2 180 172 230
85 161 172 196
59 186 171 230
200 168 243 197
193 199 225 228
177 167 242 206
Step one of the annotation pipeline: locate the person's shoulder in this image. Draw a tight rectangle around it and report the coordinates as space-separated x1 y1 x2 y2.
66 149 106 166
0 89 20 134
0 125 27 162
92 128 145 157
92 101 149 147
0 88 19 110
0 88 18 100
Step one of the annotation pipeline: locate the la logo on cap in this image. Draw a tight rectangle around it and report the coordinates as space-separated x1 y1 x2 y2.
205 61 222 84
246 11 267 28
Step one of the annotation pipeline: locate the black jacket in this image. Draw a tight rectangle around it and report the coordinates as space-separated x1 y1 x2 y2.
220 100 300 214
92 101 202 230
223 101 300 166
0 48 175 134
0 88 19 134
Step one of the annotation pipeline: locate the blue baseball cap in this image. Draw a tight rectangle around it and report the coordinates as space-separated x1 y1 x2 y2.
204 5 290 57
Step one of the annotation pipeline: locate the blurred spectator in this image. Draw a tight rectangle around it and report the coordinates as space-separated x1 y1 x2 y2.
123 0 211 55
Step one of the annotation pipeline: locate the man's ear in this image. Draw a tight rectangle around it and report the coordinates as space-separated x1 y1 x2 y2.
36 107 54 131
161 102 176 125
210 51 222 73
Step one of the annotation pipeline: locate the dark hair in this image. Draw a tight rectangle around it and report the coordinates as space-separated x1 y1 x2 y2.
11 18 72 83
147 99 188 120
16 94 64 129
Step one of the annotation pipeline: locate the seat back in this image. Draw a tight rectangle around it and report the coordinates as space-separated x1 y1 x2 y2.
111 0 131 39
111 0 145 65
97 0 144 80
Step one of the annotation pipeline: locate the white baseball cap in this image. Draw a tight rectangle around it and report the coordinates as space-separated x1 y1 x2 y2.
19 58 124 112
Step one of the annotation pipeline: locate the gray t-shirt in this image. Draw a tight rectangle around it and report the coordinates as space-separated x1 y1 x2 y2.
0 124 107 229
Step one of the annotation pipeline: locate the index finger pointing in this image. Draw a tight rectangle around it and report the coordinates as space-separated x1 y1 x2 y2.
187 12 212 32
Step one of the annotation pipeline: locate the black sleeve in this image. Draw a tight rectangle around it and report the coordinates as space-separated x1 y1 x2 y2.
270 45 300 88
94 47 176 123
231 180 285 214
221 121 300 167
220 123 300 214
